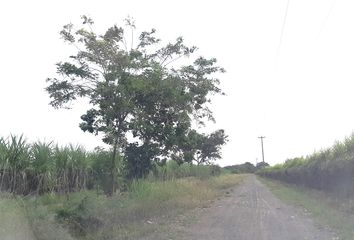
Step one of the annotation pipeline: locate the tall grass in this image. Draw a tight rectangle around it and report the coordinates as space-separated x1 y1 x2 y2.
0 135 222 195
258 132 354 197
0 135 30 194
0 135 119 195
0 133 235 239
0 134 237 239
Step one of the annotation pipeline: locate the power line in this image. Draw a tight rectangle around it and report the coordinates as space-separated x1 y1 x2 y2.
277 0 291 59
318 0 337 38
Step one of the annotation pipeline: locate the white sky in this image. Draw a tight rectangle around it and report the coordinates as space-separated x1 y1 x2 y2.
1 0 354 167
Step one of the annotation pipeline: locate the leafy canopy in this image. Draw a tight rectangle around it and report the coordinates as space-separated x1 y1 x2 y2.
46 16 227 178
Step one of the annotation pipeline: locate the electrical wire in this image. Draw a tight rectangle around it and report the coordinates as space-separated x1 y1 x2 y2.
277 0 291 60
318 0 337 38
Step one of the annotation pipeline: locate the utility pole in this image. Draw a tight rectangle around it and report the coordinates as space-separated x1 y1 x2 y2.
258 136 265 163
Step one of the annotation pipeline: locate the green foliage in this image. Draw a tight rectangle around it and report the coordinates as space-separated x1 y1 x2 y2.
150 160 222 180
258 132 354 197
46 16 226 187
89 148 125 194
256 161 269 169
124 142 158 179
174 129 228 165
0 134 223 195
0 135 124 195
56 196 103 237
0 135 30 194
224 162 257 173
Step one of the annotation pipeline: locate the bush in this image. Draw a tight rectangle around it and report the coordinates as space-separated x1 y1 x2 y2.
55 196 103 237
150 161 221 180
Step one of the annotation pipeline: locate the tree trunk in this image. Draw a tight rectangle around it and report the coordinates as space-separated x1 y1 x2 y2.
109 137 119 196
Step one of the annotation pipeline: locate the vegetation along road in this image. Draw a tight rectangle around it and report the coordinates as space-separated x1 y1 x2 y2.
147 175 337 240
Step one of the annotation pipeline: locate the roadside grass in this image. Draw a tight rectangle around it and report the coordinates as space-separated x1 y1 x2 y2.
91 174 244 239
260 177 354 240
2 173 244 240
0 194 34 240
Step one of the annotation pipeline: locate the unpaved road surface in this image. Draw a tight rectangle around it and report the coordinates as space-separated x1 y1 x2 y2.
148 175 337 240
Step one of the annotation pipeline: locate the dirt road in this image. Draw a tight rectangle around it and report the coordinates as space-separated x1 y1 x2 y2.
148 175 337 240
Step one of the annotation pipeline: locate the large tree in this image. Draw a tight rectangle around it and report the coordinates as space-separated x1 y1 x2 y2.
46 16 226 193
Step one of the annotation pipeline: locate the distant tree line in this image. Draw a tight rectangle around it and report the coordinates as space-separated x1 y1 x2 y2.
224 161 269 174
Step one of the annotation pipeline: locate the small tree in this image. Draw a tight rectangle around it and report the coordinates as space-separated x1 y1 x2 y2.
256 161 269 169
174 129 228 165
46 16 225 194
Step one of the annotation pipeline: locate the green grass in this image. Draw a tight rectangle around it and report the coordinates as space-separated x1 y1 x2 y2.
0 194 35 240
1 174 244 240
260 177 354 240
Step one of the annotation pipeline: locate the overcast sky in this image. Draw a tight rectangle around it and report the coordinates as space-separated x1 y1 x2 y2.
1 0 354 166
